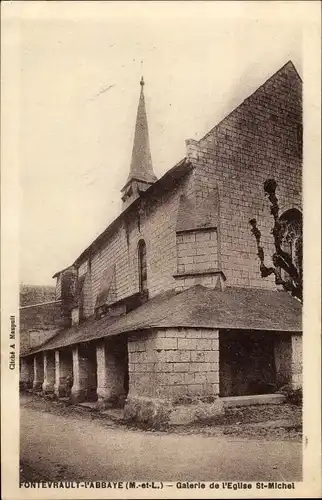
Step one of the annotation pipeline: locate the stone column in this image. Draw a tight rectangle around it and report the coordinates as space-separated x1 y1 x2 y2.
96 339 126 407
70 345 89 403
42 351 56 394
33 353 44 391
20 357 34 390
54 350 73 398
291 334 302 389
274 336 292 388
125 328 222 426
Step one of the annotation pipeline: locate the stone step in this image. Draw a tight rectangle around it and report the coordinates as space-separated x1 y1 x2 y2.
76 401 100 410
220 393 286 408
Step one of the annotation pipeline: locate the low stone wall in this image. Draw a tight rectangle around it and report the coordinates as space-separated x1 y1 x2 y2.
124 396 172 428
124 395 224 428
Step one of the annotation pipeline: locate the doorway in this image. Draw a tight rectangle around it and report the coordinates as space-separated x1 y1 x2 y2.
219 330 277 397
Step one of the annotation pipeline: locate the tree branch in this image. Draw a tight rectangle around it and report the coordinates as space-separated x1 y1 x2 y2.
249 179 302 303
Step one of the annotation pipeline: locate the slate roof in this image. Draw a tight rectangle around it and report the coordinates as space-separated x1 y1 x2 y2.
25 285 302 356
20 285 56 307
125 79 157 188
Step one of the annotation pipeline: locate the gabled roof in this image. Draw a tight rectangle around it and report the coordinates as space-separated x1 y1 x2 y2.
199 60 302 144
52 265 75 279
25 285 302 356
53 60 301 275
72 158 192 267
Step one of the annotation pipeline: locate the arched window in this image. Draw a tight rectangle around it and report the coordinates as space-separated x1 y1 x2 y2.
279 208 302 281
138 240 147 293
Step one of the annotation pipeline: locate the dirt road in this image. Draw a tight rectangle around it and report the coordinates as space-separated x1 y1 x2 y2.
20 397 301 482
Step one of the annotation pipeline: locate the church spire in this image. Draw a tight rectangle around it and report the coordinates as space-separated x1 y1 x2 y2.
121 77 157 209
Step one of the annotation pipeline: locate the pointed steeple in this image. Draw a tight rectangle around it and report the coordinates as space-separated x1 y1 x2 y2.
121 77 157 209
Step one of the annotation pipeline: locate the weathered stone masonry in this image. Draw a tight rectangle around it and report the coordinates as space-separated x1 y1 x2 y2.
42 351 55 394
274 334 302 390
127 328 219 401
33 353 44 392
20 357 34 390
96 337 127 406
20 63 302 426
176 230 218 275
71 344 97 403
72 175 193 322
54 349 73 398
70 65 302 320
186 63 302 290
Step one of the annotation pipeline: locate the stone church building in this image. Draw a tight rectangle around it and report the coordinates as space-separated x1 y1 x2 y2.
20 61 302 424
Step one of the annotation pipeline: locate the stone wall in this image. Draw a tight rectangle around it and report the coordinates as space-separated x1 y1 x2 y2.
75 174 192 317
128 328 219 401
126 182 187 298
20 302 61 354
20 285 56 306
53 63 302 335
186 62 302 290
176 230 218 274
55 275 62 300
82 270 94 318
20 357 34 389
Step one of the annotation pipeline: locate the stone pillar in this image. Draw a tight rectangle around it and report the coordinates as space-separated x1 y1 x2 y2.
54 350 73 398
33 353 44 391
291 334 302 389
125 328 221 426
20 357 34 390
70 345 89 403
128 329 219 401
42 351 56 394
96 339 126 407
274 336 292 388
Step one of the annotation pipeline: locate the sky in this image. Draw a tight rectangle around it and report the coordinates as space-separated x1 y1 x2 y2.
13 1 308 285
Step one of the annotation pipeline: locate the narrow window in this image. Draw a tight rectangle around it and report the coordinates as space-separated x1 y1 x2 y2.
138 240 147 292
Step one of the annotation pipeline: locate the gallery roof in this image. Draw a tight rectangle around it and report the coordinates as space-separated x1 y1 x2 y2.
25 285 302 356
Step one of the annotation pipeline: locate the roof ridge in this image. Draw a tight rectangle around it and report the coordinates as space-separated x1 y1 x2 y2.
198 60 302 144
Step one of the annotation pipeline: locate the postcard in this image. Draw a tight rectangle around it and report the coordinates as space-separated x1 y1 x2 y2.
1 1 321 498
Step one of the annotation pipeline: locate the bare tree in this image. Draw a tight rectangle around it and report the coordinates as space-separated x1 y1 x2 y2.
249 179 302 302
